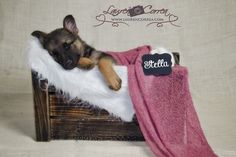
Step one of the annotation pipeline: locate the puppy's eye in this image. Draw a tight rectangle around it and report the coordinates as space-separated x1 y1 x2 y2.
63 42 71 50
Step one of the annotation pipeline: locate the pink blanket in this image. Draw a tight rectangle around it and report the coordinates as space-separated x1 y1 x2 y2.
107 46 217 157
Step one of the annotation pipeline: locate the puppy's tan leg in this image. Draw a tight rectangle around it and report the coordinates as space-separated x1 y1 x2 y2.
77 57 95 70
98 58 122 91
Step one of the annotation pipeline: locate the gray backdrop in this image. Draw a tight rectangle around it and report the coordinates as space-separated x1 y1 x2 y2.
0 0 235 155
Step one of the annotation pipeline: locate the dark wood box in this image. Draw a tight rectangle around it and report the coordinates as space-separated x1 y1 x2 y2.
32 53 179 142
32 72 144 141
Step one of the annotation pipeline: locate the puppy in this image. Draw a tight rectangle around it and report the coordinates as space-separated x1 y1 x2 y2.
31 15 122 91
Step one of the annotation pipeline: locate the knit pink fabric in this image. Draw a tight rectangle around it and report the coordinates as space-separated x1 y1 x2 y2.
106 45 217 157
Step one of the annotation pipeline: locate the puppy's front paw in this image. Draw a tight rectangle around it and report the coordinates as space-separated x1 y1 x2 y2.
79 63 95 70
78 57 95 70
108 75 122 91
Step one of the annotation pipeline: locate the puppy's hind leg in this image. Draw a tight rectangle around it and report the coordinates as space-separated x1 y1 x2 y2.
98 57 122 91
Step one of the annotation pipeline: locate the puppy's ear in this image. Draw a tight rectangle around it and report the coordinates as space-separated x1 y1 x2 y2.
31 31 47 45
63 15 79 34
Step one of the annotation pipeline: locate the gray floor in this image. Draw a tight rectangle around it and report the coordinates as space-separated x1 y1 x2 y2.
0 94 235 157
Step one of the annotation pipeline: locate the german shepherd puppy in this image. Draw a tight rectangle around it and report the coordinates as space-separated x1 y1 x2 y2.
31 15 121 91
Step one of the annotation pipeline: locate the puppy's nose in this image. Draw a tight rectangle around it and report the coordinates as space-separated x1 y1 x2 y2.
66 59 73 66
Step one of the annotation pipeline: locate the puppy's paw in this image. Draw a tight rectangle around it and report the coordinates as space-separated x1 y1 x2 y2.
79 63 95 70
78 57 95 70
108 75 122 91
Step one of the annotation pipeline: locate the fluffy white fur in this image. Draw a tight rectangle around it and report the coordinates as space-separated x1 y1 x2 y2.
28 37 172 122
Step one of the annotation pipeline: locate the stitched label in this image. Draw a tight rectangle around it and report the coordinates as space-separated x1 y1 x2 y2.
142 53 172 76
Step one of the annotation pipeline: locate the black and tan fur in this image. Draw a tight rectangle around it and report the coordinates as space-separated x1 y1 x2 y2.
32 15 121 91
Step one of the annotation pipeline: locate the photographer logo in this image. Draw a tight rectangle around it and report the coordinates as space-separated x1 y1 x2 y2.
94 4 181 28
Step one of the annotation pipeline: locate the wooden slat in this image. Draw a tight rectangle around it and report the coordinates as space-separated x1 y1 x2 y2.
32 71 51 141
51 118 144 141
49 95 117 119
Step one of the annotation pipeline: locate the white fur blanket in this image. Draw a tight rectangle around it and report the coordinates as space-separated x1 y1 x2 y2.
28 37 174 122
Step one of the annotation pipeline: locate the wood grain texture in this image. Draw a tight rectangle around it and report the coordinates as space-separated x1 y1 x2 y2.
49 94 144 141
49 95 117 119
31 71 51 141
51 118 144 141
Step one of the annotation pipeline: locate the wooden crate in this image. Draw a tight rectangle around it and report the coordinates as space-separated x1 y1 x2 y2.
32 72 144 141
32 52 179 141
